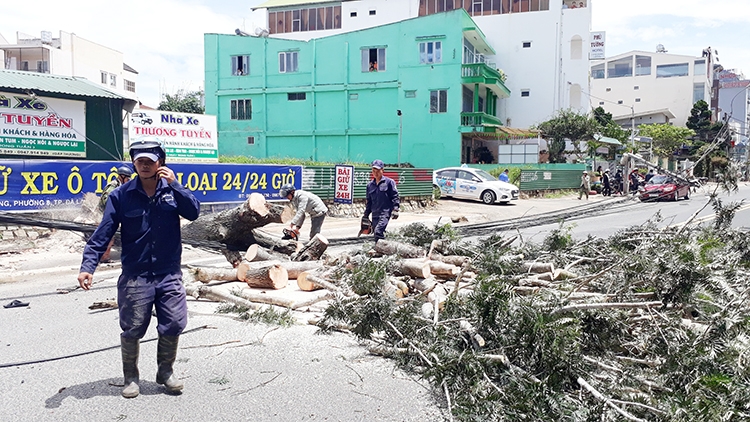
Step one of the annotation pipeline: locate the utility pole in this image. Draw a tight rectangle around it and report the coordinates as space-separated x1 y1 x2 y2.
397 110 403 168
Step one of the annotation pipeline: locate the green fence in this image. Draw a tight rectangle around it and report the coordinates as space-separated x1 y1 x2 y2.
519 166 586 190
303 166 434 200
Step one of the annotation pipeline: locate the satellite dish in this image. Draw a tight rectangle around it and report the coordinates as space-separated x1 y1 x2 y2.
656 44 667 53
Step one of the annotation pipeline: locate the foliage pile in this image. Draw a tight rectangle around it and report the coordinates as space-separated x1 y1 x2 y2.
318 203 750 421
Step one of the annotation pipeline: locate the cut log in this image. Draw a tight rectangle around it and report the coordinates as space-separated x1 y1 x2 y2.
431 254 470 267
279 261 323 280
523 262 555 274
191 266 240 283
374 240 425 258
297 271 344 294
424 260 460 278
249 229 301 256
236 261 288 289
292 234 329 262
244 244 277 262
181 192 293 254
395 260 431 279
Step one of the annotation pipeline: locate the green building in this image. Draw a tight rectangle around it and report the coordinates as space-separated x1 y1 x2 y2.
204 8 510 169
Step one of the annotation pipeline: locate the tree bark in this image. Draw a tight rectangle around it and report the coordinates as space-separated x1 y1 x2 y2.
236 261 288 289
395 260 431 279
279 260 323 280
181 192 292 253
430 254 469 267
297 270 342 293
374 240 426 258
245 244 277 262
292 234 329 262
189 266 239 283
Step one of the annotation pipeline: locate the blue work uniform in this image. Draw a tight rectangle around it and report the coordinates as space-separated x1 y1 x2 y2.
80 177 200 339
364 175 399 240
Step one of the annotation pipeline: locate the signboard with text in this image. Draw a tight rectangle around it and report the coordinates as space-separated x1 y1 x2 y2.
590 31 606 60
0 92 86 158
333 165 354 204
130 109 218 162
0 160 301 211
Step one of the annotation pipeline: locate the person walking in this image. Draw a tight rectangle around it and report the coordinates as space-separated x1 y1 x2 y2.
499 168 510 182
363 159 399 242
602 168 612 197
77 138 200 399
578 170 590 200
98 165 134 262
279 183 328 240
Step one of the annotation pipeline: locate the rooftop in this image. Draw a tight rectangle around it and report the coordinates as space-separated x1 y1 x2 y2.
0 69 125 100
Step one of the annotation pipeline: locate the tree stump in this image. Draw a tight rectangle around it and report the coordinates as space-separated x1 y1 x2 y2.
292 234 329 262
236 261 288 289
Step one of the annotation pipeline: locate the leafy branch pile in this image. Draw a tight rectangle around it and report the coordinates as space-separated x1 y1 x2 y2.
318 206 750 421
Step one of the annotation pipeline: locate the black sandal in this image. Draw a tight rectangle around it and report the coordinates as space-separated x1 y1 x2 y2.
3 300 29 308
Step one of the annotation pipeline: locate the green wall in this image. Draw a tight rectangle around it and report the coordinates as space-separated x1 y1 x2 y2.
205 9 483 169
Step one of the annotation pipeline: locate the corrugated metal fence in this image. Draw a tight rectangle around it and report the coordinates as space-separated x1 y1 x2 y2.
518 165 586 190
302 166 433 200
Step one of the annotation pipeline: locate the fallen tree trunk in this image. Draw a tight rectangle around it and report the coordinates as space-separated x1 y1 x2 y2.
245 244 278 262
292 234 328 261
236 261 289 289
374 240 426 258
395 260 431 279
189 266 239 283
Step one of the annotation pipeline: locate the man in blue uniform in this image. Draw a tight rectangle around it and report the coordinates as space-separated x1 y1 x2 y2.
78 138 200 398
363 159 399 242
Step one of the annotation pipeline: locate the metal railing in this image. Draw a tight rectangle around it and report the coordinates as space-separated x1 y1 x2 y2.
460 112 503 126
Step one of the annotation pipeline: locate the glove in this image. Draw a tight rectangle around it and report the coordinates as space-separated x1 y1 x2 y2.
391 210 399 220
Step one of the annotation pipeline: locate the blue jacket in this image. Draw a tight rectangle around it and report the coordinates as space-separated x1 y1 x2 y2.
80 177 200 276
364 176 399 218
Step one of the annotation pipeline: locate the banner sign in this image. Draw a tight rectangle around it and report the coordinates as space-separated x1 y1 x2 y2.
130 109 218 163
589 31 605 60
0 160 301 211
0 92 86 158
333 165 354 204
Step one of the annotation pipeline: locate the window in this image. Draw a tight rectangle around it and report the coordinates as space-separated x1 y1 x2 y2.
522 41 532 48
694 59 706 76
268 5 341 34
430 90 447 113
349 93 358 100
369 9 376 15
247 136 255 145
634 85 639 90
110 74 117 87
607 56 633 78
521 90 530 97
656 63 689 78
599 101 605 105
617 100 623 104
351 11 357 17
288 92 306 101
279 51 299 73
232 55 250 76
635 98 641 102
405 90 417 98
101 71 108 84
36 61 49 73
361 48 386 72
693 83 705 103
635 55 651 76
591 64 605 79
231 99 252 120
605 87 611 92
125 80 136 92
419 41 442 64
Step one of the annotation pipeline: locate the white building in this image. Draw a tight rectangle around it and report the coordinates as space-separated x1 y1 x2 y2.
589 49 714 130
249 0 593 129
0 30 138 102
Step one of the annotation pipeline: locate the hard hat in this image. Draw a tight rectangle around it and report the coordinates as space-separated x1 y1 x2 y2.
583 170 588 174
129 137 166 163
117 165 133 177
279 183 295 198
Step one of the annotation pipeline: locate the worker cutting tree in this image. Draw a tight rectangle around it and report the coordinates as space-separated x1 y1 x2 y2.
279 183 328 241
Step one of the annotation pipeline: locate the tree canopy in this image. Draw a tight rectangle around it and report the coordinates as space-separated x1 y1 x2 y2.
637 123 694 157
158 90 205 114
537 109 600 163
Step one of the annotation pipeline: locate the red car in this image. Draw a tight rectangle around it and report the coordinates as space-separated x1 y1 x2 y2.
639 174 691 201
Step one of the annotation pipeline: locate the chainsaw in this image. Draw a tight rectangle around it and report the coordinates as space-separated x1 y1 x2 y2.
358 216 372 237
282 227 299 241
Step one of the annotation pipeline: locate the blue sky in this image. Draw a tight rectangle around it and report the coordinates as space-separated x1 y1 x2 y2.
2 0 748 108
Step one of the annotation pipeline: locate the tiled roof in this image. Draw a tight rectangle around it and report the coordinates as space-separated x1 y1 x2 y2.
0 69 124 99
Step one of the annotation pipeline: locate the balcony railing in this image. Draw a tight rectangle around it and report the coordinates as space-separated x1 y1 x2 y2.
461 63 504 82
461 112 503 127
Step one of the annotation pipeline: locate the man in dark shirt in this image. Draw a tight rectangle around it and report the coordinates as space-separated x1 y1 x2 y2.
363 159 399 242
78 138 200 398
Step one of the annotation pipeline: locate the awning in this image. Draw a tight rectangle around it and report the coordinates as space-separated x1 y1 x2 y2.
594 134 622 145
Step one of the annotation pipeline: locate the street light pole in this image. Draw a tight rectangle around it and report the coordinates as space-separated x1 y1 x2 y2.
397 110 403 168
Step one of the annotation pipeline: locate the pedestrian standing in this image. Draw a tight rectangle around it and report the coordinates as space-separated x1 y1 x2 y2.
279 183 328 240
614 169 623 195
363 159 400 242
602 168 611 196
77 138 200 399
578 170 590 200
499 168 510 182
98 165 133 262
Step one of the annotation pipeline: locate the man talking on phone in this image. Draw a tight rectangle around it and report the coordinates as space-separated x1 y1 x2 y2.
77 137 200 398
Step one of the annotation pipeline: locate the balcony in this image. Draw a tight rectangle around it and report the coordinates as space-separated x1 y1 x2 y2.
461 63 510 98
461 112 503 130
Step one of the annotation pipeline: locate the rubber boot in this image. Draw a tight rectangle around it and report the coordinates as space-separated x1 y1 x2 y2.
121 337 140 398
156 335 183 393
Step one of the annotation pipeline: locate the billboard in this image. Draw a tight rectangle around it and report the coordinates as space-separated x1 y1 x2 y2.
130 109 218 162
590 31 606 60
0 92 86 158
0 159 301 211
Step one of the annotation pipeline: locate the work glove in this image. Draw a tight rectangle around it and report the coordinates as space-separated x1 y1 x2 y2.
391 210 399 220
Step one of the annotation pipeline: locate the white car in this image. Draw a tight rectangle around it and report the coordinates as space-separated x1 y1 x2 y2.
433 167 519 204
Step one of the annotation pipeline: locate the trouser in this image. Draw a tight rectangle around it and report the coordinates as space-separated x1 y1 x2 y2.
372 211 391 240
603 182 611 196
309 214 325 239
578 185 589 199
118 271 188 340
